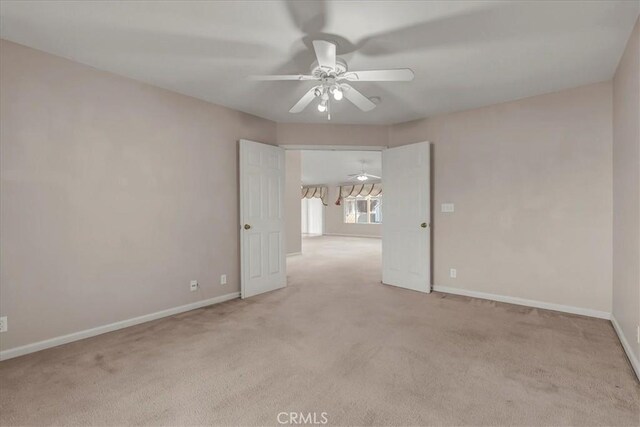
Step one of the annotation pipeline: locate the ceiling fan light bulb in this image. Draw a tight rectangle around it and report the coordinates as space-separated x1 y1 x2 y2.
333 89 343 101
318 102 327 112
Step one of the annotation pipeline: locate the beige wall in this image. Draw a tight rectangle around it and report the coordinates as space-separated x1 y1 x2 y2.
612 18 640 365
390 83 613 313
277 123 387 147
285 151 302 254
324 186 381 238
0 40 277 351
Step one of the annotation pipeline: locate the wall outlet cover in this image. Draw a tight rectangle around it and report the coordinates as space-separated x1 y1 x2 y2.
190 280 198 291
441 203 455 213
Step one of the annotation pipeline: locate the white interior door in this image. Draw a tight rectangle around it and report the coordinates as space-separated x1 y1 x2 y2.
382 142 431 293
240 139 286 298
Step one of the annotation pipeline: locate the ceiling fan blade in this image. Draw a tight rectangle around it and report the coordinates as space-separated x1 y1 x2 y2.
289 86 320 113
366 174 381 179
342 84 376 112
284 0 327 35
251 74 318 81
355 4 502 57
312 40 336 71
341 69 414 82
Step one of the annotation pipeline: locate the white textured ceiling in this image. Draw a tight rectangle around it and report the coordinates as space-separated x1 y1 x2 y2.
301 151 381 186
1 1 638 125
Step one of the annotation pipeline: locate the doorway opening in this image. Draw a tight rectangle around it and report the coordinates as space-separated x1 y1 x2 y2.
289 149 383 252
285 147 384 292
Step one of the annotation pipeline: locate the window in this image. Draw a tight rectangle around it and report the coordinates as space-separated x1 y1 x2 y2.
343 195 382 224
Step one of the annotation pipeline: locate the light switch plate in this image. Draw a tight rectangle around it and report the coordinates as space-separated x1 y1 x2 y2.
220 274 227 285
450 268 457 279
441 203 455 213
0 316 7 333
190 280 198 291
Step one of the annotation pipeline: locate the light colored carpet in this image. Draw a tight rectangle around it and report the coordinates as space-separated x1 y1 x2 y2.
0 236 638 426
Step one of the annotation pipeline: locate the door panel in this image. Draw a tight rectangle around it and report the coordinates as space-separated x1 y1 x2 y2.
268 232 281 274
382 142 431 293
240 140 286 298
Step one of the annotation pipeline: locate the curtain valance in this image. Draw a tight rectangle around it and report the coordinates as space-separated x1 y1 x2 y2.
335 183 382 205
301 185 328 205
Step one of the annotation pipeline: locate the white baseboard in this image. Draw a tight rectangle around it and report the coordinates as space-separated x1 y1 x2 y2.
432 285 611 320
323 233 381 239
611 314 640 381
0 292 240 361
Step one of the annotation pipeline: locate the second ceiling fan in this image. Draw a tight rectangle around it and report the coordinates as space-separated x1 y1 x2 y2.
348 161 381 182
253 40 414 119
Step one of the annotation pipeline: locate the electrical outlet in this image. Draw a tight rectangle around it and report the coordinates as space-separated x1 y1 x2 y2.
0 316 7 333
441 203 455 213
450 268 457 279
190 280 198 291
220 274 227 285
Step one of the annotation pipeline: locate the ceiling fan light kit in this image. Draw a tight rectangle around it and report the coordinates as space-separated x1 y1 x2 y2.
252 40 414 120
348 161 381 182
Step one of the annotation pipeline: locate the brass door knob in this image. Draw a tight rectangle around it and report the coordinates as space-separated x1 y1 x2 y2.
244 224 251 230
421 222 429 228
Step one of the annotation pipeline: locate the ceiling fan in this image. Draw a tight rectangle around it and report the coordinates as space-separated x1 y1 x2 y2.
348 162 381 182
252 40 414 119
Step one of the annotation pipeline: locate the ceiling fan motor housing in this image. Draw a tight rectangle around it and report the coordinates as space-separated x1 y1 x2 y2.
310 58 348 78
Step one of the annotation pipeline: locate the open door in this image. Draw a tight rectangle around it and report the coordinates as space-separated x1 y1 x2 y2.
382 142 431 293
240 139 286 298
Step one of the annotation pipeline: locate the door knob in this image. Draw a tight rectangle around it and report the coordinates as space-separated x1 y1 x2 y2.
421 222 429 228
244 224 251 230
